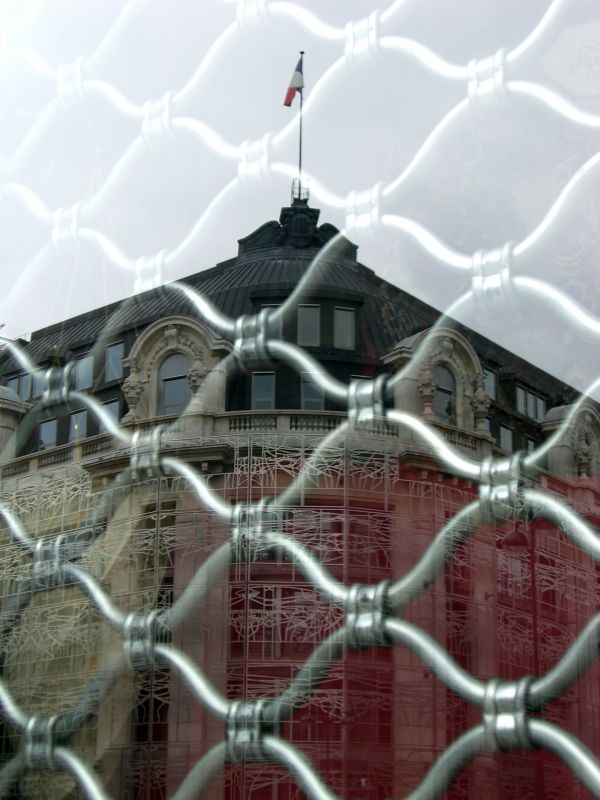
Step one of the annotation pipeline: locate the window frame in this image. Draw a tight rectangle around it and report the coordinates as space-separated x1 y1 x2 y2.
251 372 275 410
297 305 320 347
517 384 546 422
104 341 124 383
68 409 88 442
39 418 58 451
301 372 325 411
74 353 94 391
499 424 513 452
333 307 356 350
483 368 496 401
157 353 192 416
98 399 121 434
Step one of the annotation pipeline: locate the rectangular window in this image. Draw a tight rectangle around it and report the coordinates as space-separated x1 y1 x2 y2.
334 307 355 350
484 417 492 433
517 385 546 422
75 354 93 390
99 400 120 434
525 437 536 453
69 410 87 442
301 373 324 411
162 377 189 415
6 376 19 395
251 372 275 410
516 386 526 415
261 305 282 338
483 369 496 401
32 370 45 398
104 342 124 382
39 418 57 450
500 425 513 452
19 373 31 401
297 305 320 347
536 396 545 422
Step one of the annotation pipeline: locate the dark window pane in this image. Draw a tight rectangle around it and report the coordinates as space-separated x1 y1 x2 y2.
99 400 120 433
483 369 496 400
297 306 320 347
32 370 45 398
69 410 87 441
334 308 355 350
158 354 191 415
527 392 536 419
500 425 513 452
252 373 274 410
105 342 124 382
516 386 526 414
162 377 190 415
432 365 455 424
19 373 31 400
39 419 57 450
526 437 536 453
302 374 324 410
536 396 545 421
75 355 93 390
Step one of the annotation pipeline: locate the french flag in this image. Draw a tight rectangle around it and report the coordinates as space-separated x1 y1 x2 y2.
284 56 304 107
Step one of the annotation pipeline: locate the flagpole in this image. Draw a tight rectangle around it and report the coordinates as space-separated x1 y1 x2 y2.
298 50 304 199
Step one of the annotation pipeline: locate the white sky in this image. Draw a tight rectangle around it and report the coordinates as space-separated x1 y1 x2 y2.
1 0 600 393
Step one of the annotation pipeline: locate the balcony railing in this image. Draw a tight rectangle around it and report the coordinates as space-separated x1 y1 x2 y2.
0 410 498 480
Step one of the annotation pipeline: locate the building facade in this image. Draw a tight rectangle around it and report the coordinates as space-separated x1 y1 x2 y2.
0 199 599 799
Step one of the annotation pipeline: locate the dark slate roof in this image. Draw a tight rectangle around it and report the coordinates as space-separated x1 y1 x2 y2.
3 202 437 370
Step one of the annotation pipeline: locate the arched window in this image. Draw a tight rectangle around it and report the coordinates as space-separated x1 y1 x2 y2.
158 353 191 416
432 365 455 425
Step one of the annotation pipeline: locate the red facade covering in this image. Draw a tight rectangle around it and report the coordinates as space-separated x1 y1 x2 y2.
162 446 600 800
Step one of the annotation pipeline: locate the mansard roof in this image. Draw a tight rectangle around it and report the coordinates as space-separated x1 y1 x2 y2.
7 202 437 368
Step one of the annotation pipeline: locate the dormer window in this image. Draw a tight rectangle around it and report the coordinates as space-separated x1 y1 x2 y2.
297 305 320 347
516 386 545 421
75 354 93 391
334 308 355 350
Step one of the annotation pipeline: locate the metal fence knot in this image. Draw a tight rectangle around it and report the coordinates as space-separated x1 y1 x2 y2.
231 499 279 562
233 310 273 366
24 715 58 771
42 363 74 407
226 698 274 762
141 92 175 145
344 12 381 68
32 533 73 590
348 373 389 426
130 426 166 481
346 580 392 649
467 48 507 112
56 56 85 108
471 242 514 305
51 203 82 253
133 250 167 293
123 609 166 668
479 452 527 520
238 133 273 191
483 676 533 751
345 182 384 239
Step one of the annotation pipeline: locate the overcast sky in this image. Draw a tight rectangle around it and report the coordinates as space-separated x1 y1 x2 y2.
1 0 600 395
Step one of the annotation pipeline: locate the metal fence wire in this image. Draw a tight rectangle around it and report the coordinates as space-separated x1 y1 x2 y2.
2 0 600 798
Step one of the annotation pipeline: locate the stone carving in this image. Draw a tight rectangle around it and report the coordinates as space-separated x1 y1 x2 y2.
574 412 597 478
418 360 437 421
187 358 208 392
471 372 491 433
122 356 146 422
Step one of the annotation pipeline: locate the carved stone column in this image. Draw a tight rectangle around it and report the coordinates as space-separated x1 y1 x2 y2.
471 372 491 434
